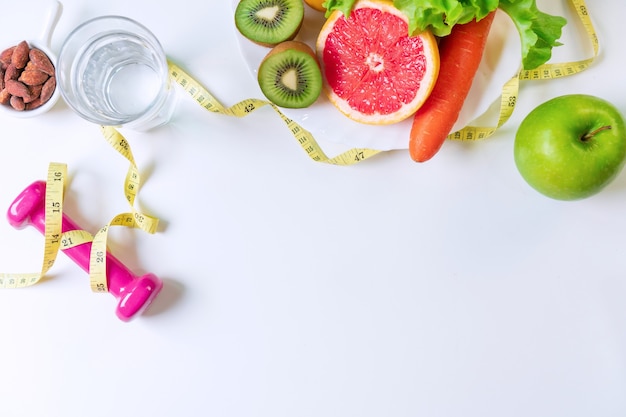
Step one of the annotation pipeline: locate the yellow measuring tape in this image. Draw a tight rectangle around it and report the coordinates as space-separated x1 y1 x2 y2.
450 0 598 141
99 126 159 235
0 0 599 293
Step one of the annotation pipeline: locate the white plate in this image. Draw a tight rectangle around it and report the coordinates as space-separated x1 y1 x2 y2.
232 2 521 150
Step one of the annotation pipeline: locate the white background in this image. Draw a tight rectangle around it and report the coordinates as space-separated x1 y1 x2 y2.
1 1 625 416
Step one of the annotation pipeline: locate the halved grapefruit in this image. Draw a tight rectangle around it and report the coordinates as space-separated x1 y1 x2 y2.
316 0 440 125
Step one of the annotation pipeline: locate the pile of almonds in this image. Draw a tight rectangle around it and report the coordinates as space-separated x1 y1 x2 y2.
0 40 56 111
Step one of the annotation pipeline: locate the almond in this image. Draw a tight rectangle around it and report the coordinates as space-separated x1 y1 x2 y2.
11 41 30 69
0 89 10 105
5 79 31 98
10 95 25 110
25 97 43 110
4 64 18 83
29 48 55 76
24 84 43 103
24 61 37 72
40 76 56 103
0 46 15 67
0 68 4 91
19 69 49 86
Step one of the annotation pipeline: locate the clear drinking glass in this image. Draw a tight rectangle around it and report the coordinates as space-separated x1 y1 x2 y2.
56 16 177 131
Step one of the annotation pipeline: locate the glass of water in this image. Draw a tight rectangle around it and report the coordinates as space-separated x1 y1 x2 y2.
56 16 177 131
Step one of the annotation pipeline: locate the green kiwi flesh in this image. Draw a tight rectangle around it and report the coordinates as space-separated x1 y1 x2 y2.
258 44 322 109
235 0 305 46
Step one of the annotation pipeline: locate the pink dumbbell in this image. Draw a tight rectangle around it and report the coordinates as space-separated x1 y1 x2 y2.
7 180 163 321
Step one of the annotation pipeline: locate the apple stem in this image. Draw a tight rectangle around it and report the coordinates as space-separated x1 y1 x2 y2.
581 125 612 142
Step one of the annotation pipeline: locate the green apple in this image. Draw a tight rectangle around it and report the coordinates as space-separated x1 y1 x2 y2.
514 94 626 200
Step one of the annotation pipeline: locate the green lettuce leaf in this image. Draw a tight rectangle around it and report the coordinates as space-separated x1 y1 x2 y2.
393 0 499 37
498 0 567 70
323 0 567 70
323 0 356 18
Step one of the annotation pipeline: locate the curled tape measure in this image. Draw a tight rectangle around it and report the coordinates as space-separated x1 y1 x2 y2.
99 126 159 235
0 0 599 295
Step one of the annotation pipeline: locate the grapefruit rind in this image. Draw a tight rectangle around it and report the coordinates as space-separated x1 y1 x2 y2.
316 0 440 125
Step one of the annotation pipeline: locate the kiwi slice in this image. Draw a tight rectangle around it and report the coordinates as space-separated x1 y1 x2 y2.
235 0 305 47
258 41 322 109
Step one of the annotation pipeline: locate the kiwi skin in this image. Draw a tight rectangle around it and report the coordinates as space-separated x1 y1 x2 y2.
257 41 322 109
235 0 305 48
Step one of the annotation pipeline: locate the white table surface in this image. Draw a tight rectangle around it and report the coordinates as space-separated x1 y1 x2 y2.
1 1 625 416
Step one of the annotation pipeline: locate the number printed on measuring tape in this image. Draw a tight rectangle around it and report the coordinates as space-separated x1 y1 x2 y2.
0 163 67 288
86 211 146 293
100 126 159 234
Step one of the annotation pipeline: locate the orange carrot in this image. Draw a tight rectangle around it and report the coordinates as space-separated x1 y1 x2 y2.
409 11 496 163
